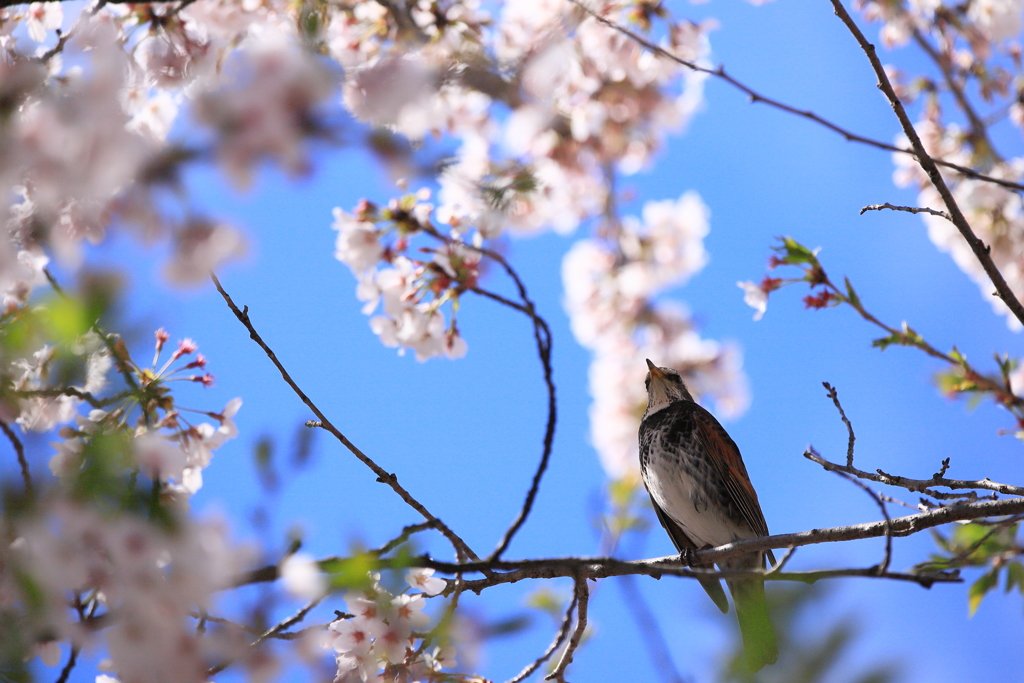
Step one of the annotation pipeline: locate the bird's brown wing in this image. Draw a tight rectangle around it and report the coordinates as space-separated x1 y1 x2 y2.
646 491 730 614
692 407 776 567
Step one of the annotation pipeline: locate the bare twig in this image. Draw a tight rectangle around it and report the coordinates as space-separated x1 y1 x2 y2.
546 577 589 682
54 645 80 683
371 521 439 557
830 0 1024 327
506 592 579 683
566 0 1024 194
1 419 33 497
831 469 893 574
804 447 1024 498
860 202 952 221
211 273 479 563
207 597 325 677
13 387 127 409
822 382 856 467
430 233 556 563
188 610 328 640
766 546 797 575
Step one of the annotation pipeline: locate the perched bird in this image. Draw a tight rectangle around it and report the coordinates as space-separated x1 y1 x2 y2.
638 359 777 672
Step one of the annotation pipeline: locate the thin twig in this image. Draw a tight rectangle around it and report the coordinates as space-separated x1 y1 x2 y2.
425 231 557 563
860 202 952 221
804 447 1024 498
506 592 579 683
830 0 1024 327
822 382 856 467
207 597 325 676
765 546 797 575
13 387 127 409
54 645 80 683
188 610 328 640
1 419 33 497
371 521 439 557
919 515 1024 571
831 470 893 574
211 272 479 563
566 0 1024 194
546 577 589 682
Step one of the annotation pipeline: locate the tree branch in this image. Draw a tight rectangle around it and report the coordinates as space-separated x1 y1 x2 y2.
211 272 480 563
860 202 952 221
804 447 1024 498
546 576 588 682
567 0 1024 194
1 418 33 497
830 0 1024 327
239 485 1018 590
426 231 557 563
506 591 578 683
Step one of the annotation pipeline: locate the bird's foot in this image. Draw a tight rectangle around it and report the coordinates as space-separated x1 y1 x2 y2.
678 548 697 567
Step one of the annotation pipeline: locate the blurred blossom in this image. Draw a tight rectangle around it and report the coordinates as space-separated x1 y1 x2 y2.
163 218 246 286
194 32 335 188
281 553 327 600
738 280 768 320
26 2 62 43
5 499 251 683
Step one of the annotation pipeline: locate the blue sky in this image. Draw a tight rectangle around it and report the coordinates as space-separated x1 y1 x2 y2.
39 1 1024 681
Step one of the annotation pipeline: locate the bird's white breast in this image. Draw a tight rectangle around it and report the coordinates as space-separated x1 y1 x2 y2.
643 430 754 549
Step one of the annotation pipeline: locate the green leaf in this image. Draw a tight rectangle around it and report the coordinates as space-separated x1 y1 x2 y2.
1004 561 1024 594
772 236 819 266
322 553 378 591
843 277 861 308
968 567 999 617
44 296 91 342
525 586 566 617
949 346 966 364
871 332 902 351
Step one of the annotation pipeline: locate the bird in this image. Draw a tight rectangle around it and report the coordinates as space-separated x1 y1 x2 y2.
638 359 777 672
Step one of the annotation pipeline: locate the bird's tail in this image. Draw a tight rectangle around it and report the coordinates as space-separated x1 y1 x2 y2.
728 578 777 672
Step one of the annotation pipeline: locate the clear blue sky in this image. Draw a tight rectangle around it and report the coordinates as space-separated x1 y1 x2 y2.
48 1 1024 681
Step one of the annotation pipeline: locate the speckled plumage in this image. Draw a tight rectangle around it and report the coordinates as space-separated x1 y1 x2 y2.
639 360 777 672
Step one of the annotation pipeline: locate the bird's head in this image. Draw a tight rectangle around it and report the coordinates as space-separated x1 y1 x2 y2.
643 359 694 418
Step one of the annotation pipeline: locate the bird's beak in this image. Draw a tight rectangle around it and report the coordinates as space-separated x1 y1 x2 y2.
645 359 664 379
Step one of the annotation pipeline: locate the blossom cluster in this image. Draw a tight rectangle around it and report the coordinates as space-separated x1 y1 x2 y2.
43 328 242 499
322 569 455 682
333 190 476 360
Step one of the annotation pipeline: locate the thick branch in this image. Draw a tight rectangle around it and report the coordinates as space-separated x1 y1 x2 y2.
831 0 1024 327
232 494 1024 589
